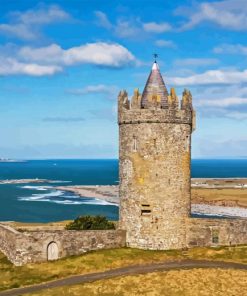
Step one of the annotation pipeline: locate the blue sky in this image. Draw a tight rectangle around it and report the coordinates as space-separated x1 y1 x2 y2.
0 0 247 159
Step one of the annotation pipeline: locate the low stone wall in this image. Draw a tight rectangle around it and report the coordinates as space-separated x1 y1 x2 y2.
187 218 247 248
0 224 25 265
0 224 126 266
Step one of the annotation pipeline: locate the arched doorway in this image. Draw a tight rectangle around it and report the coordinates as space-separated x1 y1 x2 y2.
47 242 59 261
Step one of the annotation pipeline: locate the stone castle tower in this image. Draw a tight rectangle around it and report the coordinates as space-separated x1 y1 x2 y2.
118 60 196 250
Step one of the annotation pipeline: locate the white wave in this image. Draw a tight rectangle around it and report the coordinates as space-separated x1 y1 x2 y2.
20 185 49 191
82 198 118 206
18 190 65 201
18 186 118 207
49 180 72 183
52 200 85 205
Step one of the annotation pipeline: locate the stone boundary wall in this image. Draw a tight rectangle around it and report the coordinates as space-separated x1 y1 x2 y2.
0 224 126 266
0 224 29 265
187 218 247 248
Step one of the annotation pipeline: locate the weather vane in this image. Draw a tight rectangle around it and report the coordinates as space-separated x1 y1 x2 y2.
153 53 158 62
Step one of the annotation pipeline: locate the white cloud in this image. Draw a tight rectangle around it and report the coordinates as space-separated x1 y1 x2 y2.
168 69 247 86
196 97 247 107
177 0 247 31
67 84 118 96
115 19 142 38
19 42 135 68
94 11 172 38
94 11 112 29
174 58 219 67
155 39 177 48
0 42 135 76
0 58 62 76
15 4 70 25
0 24 37 40
214 44 247 55
143 22 172 33
0 5 70 40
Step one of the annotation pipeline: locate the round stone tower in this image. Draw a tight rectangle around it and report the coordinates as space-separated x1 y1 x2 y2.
118 61 196 250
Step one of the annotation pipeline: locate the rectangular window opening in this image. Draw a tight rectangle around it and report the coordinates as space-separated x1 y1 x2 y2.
141 204 151 215
212 230 219 244
141 209 151 215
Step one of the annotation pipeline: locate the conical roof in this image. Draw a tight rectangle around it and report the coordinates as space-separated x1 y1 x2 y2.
141 61 169 108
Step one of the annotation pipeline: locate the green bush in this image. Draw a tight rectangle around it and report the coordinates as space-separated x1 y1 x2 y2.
65 215 115 230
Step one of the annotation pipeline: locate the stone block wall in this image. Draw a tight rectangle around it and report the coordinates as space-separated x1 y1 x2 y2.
186 218 247 248
118 91 194 250
0 224 126 266
0 224 24 265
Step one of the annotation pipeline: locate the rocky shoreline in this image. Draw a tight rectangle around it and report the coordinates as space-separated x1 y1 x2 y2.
0 179 50 185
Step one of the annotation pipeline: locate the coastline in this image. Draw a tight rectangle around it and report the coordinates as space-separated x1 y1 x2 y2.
55 185 119 205
54 178 247 217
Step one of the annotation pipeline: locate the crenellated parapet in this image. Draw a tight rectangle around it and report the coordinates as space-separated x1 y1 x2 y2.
130 88 142 109
118 87 196 131
181 89 193 111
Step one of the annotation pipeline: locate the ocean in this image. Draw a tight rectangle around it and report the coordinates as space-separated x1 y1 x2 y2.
0 159 247 223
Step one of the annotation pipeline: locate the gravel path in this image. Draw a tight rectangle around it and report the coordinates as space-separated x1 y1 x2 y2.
1 260 247 296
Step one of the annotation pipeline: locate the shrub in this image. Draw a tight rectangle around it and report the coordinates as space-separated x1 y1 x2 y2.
65 215 115 230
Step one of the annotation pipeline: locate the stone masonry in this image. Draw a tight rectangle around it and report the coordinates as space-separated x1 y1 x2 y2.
0 223 125 266
0 60 247 266
118 61 247 250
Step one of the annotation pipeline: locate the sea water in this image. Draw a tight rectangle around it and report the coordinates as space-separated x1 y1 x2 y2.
0 159 246 222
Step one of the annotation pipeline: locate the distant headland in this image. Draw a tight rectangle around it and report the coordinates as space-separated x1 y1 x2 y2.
0 158 27 163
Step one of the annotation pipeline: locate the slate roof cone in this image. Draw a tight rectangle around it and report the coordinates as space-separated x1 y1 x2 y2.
141 61 169 108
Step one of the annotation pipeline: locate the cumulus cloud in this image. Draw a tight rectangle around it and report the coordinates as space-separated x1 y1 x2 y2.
168 69 247 86
176 0 247 31
19 42 135 68
0 58 62 76
94 11 172 38
143 22 172 33
0 4 70 40
214 44 247 55
0 42 135 76
14 4 70 25
155 39 177 48
67 84 118 96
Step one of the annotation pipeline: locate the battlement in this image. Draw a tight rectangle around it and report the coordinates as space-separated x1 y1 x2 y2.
118 88 196 131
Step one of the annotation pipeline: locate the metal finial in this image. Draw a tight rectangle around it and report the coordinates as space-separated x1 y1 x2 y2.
153 53 158 63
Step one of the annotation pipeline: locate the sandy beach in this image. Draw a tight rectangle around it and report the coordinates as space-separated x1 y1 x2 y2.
55 178 247 217
55 185 119 204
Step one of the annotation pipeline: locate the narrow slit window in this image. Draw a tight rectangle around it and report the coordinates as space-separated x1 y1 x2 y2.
185 136 190 152
133 136 137 152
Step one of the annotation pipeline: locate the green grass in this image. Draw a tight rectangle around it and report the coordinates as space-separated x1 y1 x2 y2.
1 245 247 292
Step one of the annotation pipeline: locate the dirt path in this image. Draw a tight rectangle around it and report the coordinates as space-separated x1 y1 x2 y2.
1 260 247 296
